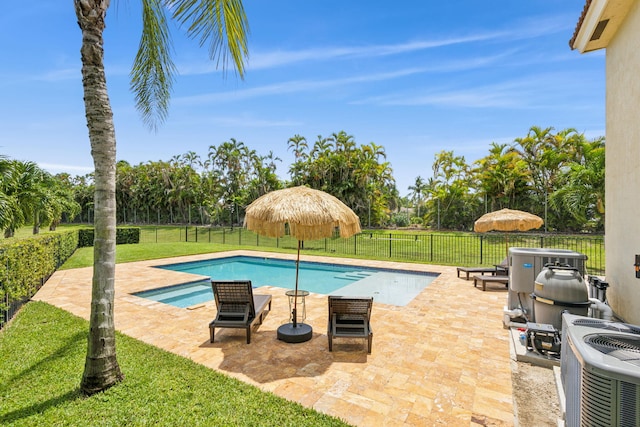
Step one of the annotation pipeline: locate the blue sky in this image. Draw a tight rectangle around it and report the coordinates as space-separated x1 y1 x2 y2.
1 1 603 196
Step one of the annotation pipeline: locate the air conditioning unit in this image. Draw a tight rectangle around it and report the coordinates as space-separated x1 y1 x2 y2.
561 313 640 427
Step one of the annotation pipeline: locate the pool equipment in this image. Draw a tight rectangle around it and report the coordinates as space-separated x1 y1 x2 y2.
524 322 561 356
531 264 590 331
561 313 640 426
587 276 613 320
503 247 587 327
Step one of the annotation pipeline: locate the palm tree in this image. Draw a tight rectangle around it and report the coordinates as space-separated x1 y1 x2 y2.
512 126 581 231
550 137 605 231
209 138 254 225
47 174 82 230
0 160 48 237
74 0 248 394
474 142 530 211
407 176 427 218
287 134 308 185
0 156 16 232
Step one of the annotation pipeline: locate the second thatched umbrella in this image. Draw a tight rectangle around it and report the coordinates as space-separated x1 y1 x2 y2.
244 186 361 343
474 208 544 258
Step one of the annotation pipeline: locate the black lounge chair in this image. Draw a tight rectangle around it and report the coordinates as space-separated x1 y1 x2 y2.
473 274 509 291
456 258 509 280
209 280 272 344
327 296 373 354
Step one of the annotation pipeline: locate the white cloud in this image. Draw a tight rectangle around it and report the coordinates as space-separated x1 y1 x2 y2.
354 70 601 110
173 70 430 105
176 31 509 75
173 52 516 107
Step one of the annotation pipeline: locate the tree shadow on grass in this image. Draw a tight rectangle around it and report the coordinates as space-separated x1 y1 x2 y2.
1 327 87 424
0 330 86 393
0 389 82 424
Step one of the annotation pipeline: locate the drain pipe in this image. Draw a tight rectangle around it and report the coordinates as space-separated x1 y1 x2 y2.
504 307 524 319
503 293 530 328
589 298 613 320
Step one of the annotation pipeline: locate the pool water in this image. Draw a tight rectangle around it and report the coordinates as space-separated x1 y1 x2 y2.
135 256 438 307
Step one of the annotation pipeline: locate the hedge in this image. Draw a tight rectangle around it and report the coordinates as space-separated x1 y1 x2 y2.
78 227 141 247
0 230 79 312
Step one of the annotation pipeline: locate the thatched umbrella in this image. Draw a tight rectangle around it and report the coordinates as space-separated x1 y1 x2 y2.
474 208 544 258
244 186 361 343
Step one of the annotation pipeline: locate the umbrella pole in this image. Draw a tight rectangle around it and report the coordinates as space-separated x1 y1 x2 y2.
293 240 301 327
275 238 312 343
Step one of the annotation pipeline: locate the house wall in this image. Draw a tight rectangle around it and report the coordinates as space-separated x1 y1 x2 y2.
605 0 640 324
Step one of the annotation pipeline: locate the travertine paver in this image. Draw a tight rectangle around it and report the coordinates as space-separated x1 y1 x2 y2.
33 250 514 426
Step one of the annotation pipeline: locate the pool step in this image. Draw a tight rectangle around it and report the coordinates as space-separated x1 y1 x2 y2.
138 282 212 305
159 287 211 305
333 271 374 281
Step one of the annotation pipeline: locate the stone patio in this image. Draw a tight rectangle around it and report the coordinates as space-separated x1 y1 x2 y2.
33 250 514 426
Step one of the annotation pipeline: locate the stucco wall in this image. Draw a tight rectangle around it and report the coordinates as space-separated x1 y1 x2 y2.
605 0 640 324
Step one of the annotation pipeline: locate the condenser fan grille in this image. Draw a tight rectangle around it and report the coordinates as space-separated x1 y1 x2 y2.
574 319 640 334
585 334 640 367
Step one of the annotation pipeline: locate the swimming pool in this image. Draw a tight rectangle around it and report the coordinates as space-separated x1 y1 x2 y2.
135 256 438 307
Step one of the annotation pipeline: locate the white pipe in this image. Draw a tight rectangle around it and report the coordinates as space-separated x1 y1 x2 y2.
589 298 613 320
504 307 524 319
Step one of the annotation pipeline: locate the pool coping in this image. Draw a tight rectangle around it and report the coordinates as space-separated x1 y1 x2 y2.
139 254 440 308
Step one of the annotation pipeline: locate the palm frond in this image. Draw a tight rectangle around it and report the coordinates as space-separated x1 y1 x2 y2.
172 0 249 77
130 0 176 130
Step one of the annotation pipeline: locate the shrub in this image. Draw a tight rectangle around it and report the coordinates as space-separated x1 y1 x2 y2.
0 230 78 313
391 213 410 227
78 227 141 247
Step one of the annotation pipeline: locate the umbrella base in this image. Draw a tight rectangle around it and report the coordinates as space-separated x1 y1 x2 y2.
277 323 313 343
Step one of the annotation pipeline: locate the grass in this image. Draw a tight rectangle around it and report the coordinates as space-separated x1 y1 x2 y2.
0 302 349 427
59 242 299 270
5 224 605 273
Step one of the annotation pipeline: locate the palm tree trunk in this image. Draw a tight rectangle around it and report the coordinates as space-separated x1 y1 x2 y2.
75 0 123 395
32 212 40 235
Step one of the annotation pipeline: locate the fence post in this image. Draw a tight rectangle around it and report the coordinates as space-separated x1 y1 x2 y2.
540 236 544 248
389 233 392 258
354 235 357 255
480 235 483 264
185 226 188 242
430 234 433 262
223 228 226 244
239 228 242 245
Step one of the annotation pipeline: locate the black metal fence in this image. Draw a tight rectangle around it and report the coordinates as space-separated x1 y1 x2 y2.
1 227 604 330
139 227 605 276
0 272 48 330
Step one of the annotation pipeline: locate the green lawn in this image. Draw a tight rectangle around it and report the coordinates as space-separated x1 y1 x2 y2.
60 242 303 270
0 302 349 427
4 223 605 273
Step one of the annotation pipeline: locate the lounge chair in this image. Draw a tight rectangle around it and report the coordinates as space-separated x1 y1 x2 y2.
327 296 373 354
456 258 509 280
473 274 509 291
209 280 272 344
